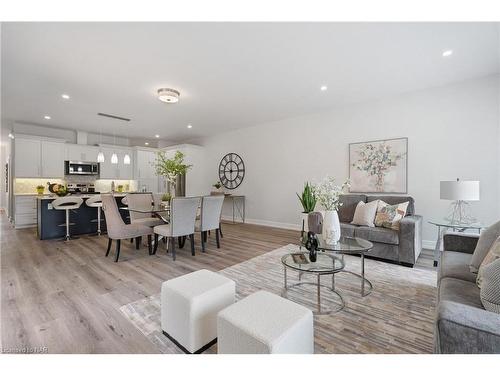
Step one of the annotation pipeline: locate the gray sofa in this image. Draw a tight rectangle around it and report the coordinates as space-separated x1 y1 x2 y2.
435 232 500 353
338 194 422 267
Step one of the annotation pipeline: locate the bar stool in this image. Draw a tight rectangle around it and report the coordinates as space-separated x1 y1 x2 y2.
86 195 103 235
52 196 84 241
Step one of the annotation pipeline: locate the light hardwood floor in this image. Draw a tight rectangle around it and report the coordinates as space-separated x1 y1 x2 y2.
0 212 434 353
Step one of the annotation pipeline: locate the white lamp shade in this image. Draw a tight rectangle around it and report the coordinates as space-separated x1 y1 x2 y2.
440 180 480 201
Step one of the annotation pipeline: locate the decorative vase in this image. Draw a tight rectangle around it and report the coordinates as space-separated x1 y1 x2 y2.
322 210 341 245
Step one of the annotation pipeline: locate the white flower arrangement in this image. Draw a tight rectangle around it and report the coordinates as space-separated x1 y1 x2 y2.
313 176 350 211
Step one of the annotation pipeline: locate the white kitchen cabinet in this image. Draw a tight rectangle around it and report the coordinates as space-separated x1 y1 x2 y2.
135 149 158 179
15 137 66 178
15 138 42 177
41 141 66 177
14 195 38 228
66 144 99 162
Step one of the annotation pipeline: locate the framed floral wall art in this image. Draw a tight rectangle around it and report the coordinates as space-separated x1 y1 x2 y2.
349 137 408 193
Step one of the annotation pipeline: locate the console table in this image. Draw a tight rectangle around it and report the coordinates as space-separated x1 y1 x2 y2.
224 195 245 223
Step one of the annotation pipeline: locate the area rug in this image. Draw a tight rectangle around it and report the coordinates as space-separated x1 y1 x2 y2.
119 244 437 354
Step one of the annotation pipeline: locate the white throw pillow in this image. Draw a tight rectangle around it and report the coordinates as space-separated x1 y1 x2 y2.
351 200 379 227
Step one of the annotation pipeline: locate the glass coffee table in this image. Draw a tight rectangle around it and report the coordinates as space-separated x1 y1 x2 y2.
299 235 374 297
281 252 345 314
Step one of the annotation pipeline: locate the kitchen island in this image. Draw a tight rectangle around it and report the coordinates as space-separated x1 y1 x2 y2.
37 194 130 240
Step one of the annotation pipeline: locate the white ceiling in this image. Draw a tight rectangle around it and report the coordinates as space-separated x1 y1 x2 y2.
2 22 499 143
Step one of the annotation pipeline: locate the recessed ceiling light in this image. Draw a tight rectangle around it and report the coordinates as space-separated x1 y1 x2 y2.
442 50 453 57
157 88 180 103
145 142 149 146
44 115 51 120
61 94 70 100
155 134 160 138
187 124 193 129
320 85 328 91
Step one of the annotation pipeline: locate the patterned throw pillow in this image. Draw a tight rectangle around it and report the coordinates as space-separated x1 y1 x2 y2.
374 201 409 230
480 258 500 314
477 237 500 288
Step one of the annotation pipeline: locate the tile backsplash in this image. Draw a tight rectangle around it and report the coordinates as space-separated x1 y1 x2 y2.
14 178 138 194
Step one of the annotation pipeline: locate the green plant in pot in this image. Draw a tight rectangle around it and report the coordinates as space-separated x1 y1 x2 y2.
36 185 45 195
297 182 317 234
153 151 192 197
161 193 172 202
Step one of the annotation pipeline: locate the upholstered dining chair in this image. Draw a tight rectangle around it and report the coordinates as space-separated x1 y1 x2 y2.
101 194 154 262
153 196 200 261
196 195 225 252
127 193 164 227
52 196 84 241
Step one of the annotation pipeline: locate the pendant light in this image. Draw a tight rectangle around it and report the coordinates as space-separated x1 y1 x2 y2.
111 132 118 164
97 128 105 162
123 126 131 165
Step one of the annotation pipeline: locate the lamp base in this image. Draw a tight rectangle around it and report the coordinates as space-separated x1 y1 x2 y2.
445 200 476 225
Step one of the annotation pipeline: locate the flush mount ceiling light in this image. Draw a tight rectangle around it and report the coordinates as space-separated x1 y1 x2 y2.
44 115 51 120
442 50 453 57
61 94 70 100
157 88 180 103
320 85 328 91
155 134 160 138
187 124 192 129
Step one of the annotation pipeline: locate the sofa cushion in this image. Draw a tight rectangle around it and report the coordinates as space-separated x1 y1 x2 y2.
354 226 399 245
439 278 483 309
338 194 367 223
366 195 414 216
439 251 477 284
374 200 409 230
480 258 500 313
340 223 357 237
470 221 500 273
351 200 378 227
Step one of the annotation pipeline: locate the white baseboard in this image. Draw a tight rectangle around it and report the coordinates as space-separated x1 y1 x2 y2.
221 215 301 231
422 240 436 250
222 215 438 249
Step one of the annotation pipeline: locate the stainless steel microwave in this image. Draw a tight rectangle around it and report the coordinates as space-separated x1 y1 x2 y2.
65 161 99 175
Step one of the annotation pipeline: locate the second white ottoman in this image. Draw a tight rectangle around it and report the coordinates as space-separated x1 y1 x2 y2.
217 290 314 354
161 269 235 353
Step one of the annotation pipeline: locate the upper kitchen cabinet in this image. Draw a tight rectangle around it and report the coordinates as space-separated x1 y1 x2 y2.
14 137 66 178
135 149 158 180
41 141 66 177
66 144 99 162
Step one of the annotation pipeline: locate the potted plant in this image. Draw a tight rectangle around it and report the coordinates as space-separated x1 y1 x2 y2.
153 151 192 197
212 181 224 195
117 184 124 193
36 185 45 195
313 176 350 245
160 193 172 208
296 182 316 233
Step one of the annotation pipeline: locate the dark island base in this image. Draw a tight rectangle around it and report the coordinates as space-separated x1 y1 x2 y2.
37 196 130 240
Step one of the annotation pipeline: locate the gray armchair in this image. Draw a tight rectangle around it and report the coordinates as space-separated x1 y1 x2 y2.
435 232 500 353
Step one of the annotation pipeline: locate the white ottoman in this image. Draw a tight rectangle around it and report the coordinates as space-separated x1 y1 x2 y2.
217 290 314 354
161 269 235 353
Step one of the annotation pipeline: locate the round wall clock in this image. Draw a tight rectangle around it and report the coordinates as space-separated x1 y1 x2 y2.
219 153 245 190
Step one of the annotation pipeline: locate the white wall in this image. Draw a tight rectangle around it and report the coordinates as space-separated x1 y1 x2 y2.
196 75 500 246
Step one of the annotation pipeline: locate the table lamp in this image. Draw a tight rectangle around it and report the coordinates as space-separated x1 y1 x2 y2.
440 179 480 225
